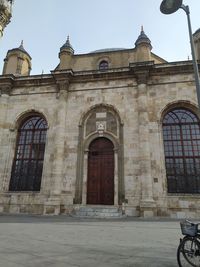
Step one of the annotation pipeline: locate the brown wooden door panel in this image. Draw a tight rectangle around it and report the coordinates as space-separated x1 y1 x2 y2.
87 138 114 205
87 155 101 204
100 154 114 205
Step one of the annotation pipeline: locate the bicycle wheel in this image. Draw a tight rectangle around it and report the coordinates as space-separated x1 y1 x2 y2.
177 236 200 267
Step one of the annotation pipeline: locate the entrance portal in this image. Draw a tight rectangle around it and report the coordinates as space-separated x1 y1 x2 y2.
87 137 114 205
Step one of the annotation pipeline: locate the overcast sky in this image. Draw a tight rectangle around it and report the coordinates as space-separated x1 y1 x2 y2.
0 0 200 75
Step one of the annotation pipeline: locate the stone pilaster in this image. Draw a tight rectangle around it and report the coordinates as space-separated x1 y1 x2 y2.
44 75 70 215
135 68 156 217
51 82 69 195
0 84 12 192
0 89 10 134
0 80 13 141
74 124 84 204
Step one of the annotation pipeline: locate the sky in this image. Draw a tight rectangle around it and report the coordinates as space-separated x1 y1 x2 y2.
0 0 200 75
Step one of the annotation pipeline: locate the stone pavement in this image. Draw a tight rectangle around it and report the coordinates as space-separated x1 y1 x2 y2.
0 215 183 267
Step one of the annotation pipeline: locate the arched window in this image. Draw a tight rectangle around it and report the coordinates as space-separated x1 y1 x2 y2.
9 115 48 191
99 60 109 71
162 108 200 193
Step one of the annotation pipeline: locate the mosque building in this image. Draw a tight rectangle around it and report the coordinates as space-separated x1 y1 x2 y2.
0 0 200 218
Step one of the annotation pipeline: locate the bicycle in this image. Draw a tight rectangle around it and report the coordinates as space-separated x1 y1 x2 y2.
177 220 200 266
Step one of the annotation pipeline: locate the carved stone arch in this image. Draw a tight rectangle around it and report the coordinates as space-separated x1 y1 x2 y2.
84 132 119 152
161 103 200 194
9 112 48 192
74 104 124 205
12 109 49 130
3 109 49 192
8 110 49 176
96 57 111 70
79 103 123 126
159 100 200 124
149 101 200 197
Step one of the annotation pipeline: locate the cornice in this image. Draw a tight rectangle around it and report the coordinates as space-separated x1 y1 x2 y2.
0 74 55 88
0 61 199 89
51 69 74 83
152 60 199 76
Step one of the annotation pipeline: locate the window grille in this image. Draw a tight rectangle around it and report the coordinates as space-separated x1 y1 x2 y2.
162 108 200 193
9 115 48 191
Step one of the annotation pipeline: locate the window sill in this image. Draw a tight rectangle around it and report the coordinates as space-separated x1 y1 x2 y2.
167 193 200 197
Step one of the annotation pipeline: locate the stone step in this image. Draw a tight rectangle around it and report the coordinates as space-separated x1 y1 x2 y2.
78 207 119 213
73 206 124 218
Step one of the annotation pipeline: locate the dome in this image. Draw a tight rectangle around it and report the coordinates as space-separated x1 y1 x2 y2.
60 36 74 54
90 48 126 53
7 41 31 59
135 27 152 48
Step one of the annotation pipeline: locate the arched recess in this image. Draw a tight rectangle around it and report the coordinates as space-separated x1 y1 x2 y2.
9 111 48 191
97 57 111 70
161 103 200 194
99 60 109 71
74 104 124 205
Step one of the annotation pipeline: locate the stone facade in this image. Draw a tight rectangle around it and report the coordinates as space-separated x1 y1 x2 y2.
0 28 200 218
0 0 13 38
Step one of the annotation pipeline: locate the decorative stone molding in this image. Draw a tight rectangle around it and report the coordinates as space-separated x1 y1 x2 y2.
55 81 70 99
134 70 150 84
0 75 14 96
52 70 73 99
96 121 106 136
0 85 12 96
130 61 154 84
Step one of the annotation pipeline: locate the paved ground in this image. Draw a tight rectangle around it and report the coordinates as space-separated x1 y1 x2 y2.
0 215 184 267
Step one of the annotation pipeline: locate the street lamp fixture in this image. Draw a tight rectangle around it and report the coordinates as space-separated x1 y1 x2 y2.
160 0 200 109
160 0 183 14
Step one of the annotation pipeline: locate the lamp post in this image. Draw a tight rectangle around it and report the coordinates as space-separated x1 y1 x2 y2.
160 0 200 109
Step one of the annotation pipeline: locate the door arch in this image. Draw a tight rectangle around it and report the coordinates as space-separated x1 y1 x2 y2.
87 137 114 205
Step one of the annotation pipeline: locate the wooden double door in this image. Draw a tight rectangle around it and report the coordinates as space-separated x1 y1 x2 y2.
87 137 114 205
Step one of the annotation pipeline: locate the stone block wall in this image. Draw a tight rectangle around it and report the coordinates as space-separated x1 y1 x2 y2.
0 61 199 217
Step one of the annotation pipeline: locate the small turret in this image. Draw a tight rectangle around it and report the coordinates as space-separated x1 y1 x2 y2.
193 28 200 61
135 26 152 62
3 41 32 76
0 0 13 38
59 36 74 70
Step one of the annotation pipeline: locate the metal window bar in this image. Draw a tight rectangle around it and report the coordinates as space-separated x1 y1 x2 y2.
9 116 47 191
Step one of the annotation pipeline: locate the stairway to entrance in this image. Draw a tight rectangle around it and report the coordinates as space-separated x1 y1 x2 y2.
72 206 124 218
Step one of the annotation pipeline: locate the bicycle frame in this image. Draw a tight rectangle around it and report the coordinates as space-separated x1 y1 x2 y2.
177 220 200 267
